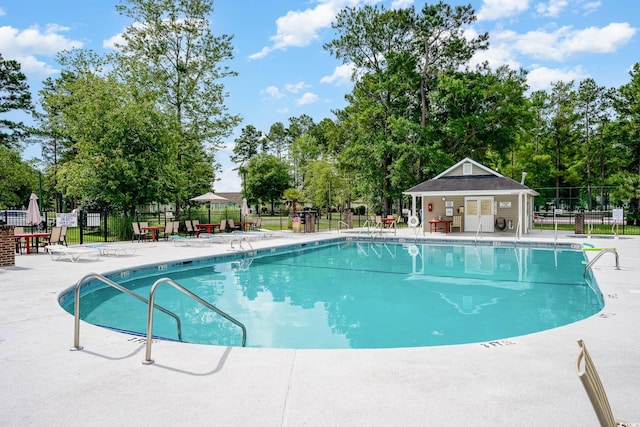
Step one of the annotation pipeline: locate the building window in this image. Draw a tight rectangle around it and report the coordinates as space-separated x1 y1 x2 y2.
463 163 472 175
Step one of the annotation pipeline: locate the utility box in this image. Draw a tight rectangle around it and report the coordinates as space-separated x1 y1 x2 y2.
575 212 584 234
345 211 354 229
305 212 316 233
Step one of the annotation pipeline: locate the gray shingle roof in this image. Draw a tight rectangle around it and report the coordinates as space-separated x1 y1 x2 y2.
405 175 530 193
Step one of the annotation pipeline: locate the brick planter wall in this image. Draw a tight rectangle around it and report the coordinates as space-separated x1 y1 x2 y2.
0 226 16 267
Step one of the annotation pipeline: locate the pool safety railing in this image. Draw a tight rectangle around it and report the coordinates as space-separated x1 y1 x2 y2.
583 248 621 277
71 273 183 351
337 221 349 233
230 236 253 251
143 277 247 365
474 222 483 244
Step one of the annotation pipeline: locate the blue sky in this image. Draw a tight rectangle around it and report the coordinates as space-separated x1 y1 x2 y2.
1 0 638 191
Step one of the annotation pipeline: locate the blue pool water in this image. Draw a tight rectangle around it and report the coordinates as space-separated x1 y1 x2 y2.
60 240 603 349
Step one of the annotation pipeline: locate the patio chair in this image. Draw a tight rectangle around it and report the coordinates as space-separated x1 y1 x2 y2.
227 218 241 231
44 227 61 249
451 215 462 232
14 226 25 254
185 220 196 237
219 219 227 233
161 222 173 240
576 339 638 427
172 221 180 234
132 222 149 242
59 226 68 246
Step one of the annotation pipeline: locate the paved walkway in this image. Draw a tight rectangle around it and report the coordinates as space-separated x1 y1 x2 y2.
1 228 639 426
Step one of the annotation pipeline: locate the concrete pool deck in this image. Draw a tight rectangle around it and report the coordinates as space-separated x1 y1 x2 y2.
1 228 639 426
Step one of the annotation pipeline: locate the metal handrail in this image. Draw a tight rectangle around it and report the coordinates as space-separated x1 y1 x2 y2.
143 277 247 364
475 222 483 243
358 219 372 235
584 248 621 277
514 220 521 244
230 237 253 251
337 221 349 233
71 273 182 351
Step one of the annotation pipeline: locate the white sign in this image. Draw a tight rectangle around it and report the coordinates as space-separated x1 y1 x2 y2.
554 209 563 215
56 212 78 227
612 208 624 222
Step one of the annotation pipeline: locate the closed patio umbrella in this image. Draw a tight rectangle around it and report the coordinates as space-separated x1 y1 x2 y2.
241 198 250 222
190 192 229 223
26 193 42 227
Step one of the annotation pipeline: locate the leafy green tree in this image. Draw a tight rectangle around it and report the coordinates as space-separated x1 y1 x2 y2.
0 146 38 208
45 64 177 215
0 53 33 150
114 0 240 213
616 62 640 175
283 187 305 217
244 153 290 214
431 65 531 164
264 122 287 158
574 78 617 208
412 1 489 127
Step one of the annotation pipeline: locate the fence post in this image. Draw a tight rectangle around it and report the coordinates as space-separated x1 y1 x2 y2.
79 210 84 245
103 211 108 242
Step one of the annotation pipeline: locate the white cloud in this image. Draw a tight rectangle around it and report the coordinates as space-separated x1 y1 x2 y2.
477 0 530 21
0 24 83 78
581 1 601 15
103 32 125 50
0 8 6 17
514 23 636 61
215 165 242 192
296 92 319 105
249 0 365 59
320 63 355 85
248 46 272 60
285 81 307 93
263 85 284 98
535 0 568 17
526 65 588 91
390 0 413 9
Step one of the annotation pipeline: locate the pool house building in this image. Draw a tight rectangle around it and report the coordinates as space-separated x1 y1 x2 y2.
404 158 539 237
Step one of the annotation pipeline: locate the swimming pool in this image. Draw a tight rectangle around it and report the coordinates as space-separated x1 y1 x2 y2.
59 240 604 349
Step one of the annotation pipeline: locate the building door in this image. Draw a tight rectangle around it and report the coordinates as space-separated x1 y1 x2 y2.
464 197 494 232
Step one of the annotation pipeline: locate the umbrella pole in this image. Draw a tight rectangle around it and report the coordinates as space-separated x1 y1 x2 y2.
208 202 211 224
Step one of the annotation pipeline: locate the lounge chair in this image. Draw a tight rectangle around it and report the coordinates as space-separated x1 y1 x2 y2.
219 219 227 233
86 243 137 257
47 244 101 263
172 221 180 234
576 339 638 427
227 218 241 231
59 226 68 246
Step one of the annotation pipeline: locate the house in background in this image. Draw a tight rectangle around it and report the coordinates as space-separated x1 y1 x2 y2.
403 158 538 236
215 192 242 210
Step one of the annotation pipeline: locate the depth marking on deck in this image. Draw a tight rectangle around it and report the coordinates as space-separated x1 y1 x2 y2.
597 312 616 318
480 339 516 349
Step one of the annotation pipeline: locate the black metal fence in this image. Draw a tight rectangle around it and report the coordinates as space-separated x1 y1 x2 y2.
5 203 638 246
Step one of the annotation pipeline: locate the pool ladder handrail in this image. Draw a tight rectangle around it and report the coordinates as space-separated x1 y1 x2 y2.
337 220 349 233
71 273 183 351
230 236 253 251
143 277 247 365
474 222 483 244
584 248 621 277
